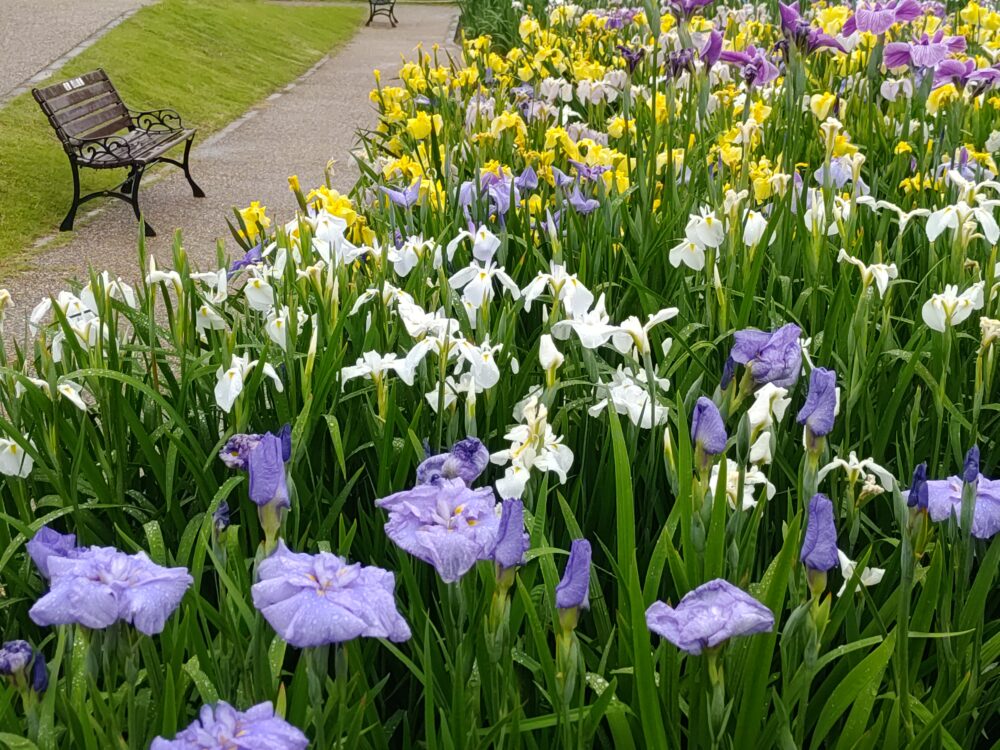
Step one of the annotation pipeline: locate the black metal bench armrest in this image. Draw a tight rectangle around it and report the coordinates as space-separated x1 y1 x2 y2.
129 108 184 132
66 134 134 165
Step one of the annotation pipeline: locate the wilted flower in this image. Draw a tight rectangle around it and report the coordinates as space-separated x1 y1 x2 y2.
646 579 774 655
376 478 500 583
836 249 898 298
220 425 291 471
151 701 308 750
801 494 839 572
0 640 48 694
818 452 894 490
29 546 192 636
721 323 802 390
416 437 490 487
555 539 591 611
251 541 411 648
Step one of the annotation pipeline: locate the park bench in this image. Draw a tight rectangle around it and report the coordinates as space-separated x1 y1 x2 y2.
367 0 398 27
33 69 204 237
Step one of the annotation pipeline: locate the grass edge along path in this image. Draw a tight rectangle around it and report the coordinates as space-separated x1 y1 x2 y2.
0 0 365 265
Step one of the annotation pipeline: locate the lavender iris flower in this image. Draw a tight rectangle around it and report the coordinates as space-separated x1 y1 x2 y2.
29 546 193 636
493 498 530 572
555 539 592 610
907 463 929 510
569 160 611 183
151 701 308 750
27 526 80 579
884 30 965 69
251 541 411 648
380 178 422 208
800 494 839 571
0 640 48 693
667 48 696 78
796 367 838 438
568 186 600 215
248 433 290 509
718 46 780 87
841 0 922 35
646 579 774 655
721 323 802 390
514 166 539 192
416 437 491 487
228 243 264 277
376 478 501 583
213 501 231 536
550 167 576 189
919 476 1000 539
779 2 847 53
691 397 727 456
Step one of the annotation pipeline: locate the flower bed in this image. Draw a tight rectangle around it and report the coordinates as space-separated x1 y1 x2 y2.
3 1 1000 747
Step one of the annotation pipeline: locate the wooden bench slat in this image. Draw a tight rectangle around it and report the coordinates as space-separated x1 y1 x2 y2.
61 108 131 139
35 74 117 113
57 91 124 128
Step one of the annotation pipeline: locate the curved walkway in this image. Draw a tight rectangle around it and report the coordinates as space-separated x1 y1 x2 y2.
0 0 155 103
2 4 458 337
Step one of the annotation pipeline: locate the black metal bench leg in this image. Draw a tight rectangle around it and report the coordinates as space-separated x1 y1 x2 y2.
128 166 156 237
390 3 398 25
60 161 81 231
366 4 375 25
182 136 205 198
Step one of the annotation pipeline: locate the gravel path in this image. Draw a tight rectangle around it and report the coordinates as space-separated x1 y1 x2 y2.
2 4 459 338
0 0 155 100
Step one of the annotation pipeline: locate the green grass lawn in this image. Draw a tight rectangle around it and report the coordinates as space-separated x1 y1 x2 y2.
0 0 364 263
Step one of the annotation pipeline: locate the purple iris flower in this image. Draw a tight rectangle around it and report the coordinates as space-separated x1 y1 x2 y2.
379 178 422 208
964 445 980 485
668 0 713 19
568 186 600 215
416 437 490 487
151 701 308 750
667 48 697 78
719 46 780 87
0 640 48 694
229 243 264 277
555 539 592 610
842 0 922 35
220 425 291 471
376 478 501 583
514 165 539 192
248 433 290 510
721 323 802 390
251 541 411 648
570 160 611 183
550 167 576 189
493 498 530 572
213 501 231 536
908 463 929 510
885 30 965 69
814 157 868 195
779 2 847 53
801 494 839 571
701 30 723 68
691 397 727 456
796 367 837 438
29 546 193 636
27 526 80 579
616 44 646 74
917 475 1000 539
646 579 774 655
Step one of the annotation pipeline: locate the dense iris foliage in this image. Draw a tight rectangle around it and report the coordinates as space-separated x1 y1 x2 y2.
2 0 1000 747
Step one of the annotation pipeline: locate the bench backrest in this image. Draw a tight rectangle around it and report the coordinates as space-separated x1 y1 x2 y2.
33 69 130 147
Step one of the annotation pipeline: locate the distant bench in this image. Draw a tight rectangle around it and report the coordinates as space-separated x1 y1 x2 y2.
33 69 204 237
368 0 398 26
